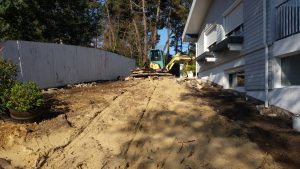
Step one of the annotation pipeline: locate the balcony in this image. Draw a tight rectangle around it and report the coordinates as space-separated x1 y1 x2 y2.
196 52 216 62
276 0 300 40
208 36 243 52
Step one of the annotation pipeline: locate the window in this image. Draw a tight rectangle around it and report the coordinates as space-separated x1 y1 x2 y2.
205 26 217 48
150 50 162 61
281 55 300 86
223 1 244 35
227 24 243 37
229 71 245 88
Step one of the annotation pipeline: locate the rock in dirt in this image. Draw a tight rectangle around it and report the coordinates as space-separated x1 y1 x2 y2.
0 158 13 169
256 105 292 118
125 77 133 81
42 88 59 94
73 82 97 88
196 79 203 85
185 79 203 90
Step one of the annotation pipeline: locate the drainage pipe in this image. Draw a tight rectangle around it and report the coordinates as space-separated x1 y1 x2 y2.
195 43 198 78
263 0 269 108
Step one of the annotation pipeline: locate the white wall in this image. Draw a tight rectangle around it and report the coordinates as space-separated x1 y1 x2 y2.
0 40 136 88
246 88 300 114
269 87 300 114
199 57 245 89
273 32 300 57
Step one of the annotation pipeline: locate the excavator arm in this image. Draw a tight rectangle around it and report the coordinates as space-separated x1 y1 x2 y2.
165 53 194 71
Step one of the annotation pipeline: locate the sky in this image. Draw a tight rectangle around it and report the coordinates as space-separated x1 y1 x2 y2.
157 28 190 56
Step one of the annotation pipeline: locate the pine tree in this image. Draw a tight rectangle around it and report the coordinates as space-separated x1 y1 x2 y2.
0 0 103 46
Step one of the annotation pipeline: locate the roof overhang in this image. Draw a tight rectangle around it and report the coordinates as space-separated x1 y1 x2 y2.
182 0 212 42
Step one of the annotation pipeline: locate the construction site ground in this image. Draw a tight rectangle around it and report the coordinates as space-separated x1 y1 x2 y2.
0 77 299 169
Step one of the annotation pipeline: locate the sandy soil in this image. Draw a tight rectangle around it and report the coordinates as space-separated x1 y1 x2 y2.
0 77 299 169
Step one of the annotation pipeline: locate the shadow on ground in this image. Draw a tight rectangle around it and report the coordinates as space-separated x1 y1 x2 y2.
116 84 299 169
181 85 300 169
39 93 70 122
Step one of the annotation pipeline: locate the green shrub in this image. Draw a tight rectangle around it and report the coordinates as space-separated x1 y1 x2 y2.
183 60 196 74
0 56 18 113
0 57 18 89
5 82 44 112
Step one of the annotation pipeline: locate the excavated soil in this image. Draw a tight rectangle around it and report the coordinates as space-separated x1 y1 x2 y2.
0 77 299 169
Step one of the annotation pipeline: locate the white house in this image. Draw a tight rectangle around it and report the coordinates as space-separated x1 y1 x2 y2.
183 0 300 114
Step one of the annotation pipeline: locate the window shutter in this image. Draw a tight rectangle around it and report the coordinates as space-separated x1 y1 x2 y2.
206 27 217 47
224 3 243 34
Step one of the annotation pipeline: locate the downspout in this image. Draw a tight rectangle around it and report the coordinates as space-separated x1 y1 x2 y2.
195 43 198 78
263 0 269 108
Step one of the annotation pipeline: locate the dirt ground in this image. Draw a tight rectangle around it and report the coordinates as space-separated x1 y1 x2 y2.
0 77 299 169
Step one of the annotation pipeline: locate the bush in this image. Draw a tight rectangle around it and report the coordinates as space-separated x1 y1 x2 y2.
5 82 44 112
0 57 18 89
183 60 196 74
0 56 18 113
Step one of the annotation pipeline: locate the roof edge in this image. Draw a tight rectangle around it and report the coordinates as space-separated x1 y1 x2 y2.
182 0 198 42
182 0 212 42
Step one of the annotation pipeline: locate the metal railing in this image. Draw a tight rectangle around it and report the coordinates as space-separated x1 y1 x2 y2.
276 0 300 40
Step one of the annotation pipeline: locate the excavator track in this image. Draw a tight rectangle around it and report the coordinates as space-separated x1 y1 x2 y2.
129 69 172 78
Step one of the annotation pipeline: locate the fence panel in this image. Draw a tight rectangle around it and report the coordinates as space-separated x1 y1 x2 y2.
0 40 136 88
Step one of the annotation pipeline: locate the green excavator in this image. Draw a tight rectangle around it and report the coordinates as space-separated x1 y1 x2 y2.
148 49 194 72
130 49 194 78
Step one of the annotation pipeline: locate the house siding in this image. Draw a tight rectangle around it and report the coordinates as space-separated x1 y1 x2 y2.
243 0 264 53
243 0 266 90
189 0 300 114
204 0 236 26
196 0 272 91
196 0 236 55
196 0 242 70
267 0 275 44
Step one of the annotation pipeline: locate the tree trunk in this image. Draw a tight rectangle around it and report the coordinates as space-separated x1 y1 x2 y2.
163 9 172 54
162 30 172 54
133 23 143 61
130 0 143 64
180 37 183 52
142 0 148 64
151 0 160 49
104 0 115 51
175 29 179 54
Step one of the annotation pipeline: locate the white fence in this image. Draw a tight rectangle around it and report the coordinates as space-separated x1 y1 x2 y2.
0 40 136 88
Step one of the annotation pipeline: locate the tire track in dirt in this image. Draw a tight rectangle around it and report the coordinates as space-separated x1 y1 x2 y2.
2 78 291 169
40 80 159 169
35 89 129 168
120 80 159 163
134 81 158 132
119 78 182 168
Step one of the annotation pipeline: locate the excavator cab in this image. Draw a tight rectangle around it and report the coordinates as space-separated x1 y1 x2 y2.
148 49 165 70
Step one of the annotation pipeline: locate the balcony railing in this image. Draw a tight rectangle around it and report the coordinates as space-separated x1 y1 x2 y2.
276 0 300 40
